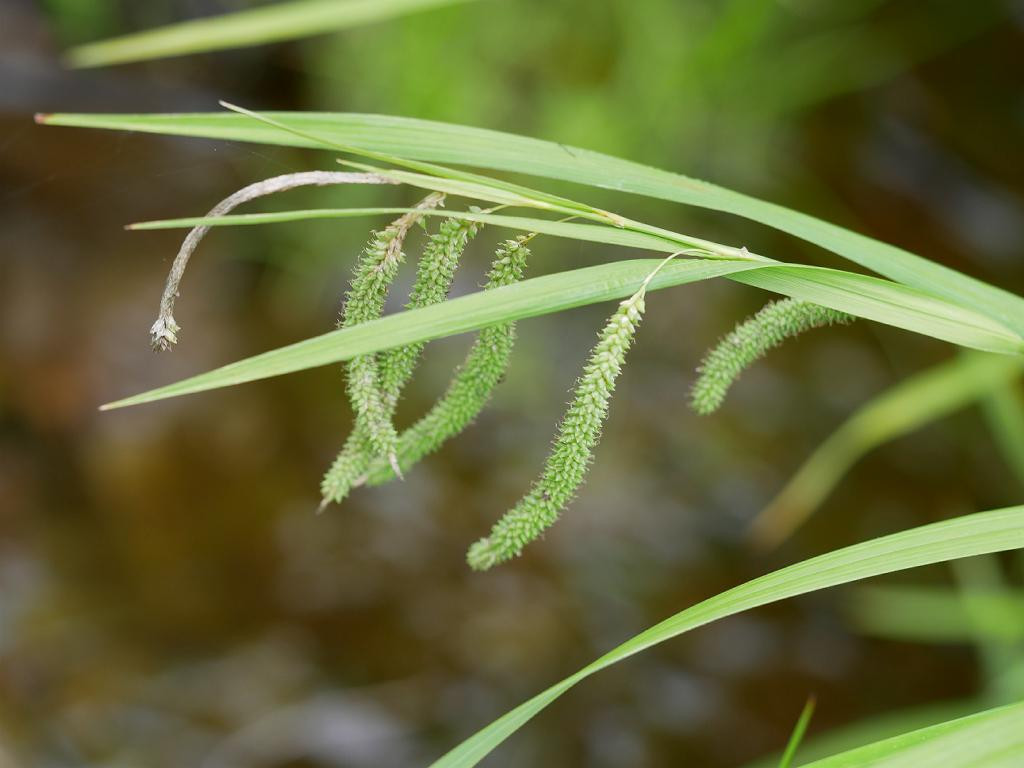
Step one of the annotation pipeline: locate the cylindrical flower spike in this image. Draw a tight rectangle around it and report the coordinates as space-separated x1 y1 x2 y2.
362 236 531 487
321 215 478 506
378 217 480 408
325 194 444 497
466 274 646 571
691 298 855 415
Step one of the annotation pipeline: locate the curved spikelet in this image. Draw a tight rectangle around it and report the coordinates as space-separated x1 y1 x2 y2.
378 217 480 407
466 280 646 571
691 298 855 416
321 195 443 502
363 236 531 487
321 212 476 505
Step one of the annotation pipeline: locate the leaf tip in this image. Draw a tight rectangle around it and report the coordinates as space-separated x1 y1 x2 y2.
99 394 147 411
62 54 90 70
219 100 248 116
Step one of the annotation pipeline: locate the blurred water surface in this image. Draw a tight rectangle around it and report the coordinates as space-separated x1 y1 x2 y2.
2 0 1024 765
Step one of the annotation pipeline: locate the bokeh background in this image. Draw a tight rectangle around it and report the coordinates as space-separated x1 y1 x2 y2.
2 0 1024 765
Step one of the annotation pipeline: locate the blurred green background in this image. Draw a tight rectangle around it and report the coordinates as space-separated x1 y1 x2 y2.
2 0 1024 765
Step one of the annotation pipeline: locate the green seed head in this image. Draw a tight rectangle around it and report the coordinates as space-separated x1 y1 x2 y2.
691 298 855 415
362 236 532 486
322 216 480 505
467 288 645 570
323 197 444 503
378 217 479 404
320 430 366 506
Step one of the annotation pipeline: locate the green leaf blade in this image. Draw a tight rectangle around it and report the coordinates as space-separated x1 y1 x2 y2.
99 256 1022 411
100 259 761 410
66 0 480 68
39 111 1024 336
779 697 817 768
751 353 1024 548
801 701 1024 767
431 506 1024 766
128 207 693 254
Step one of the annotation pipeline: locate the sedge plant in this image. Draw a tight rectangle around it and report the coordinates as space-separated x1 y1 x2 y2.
41 103 1024 767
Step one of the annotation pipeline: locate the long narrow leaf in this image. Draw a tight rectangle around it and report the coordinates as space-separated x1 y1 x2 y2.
66 0 479 68
800 700 1024 767
100 259 1022 411
743 699 986 768
982 384 1024 489
215 101 653 236
101 259 759 409
38 111 1024 336
128 208 697 254
847 584 1024 644
779 697 816 768
430 506 1024 767
215 100 742 254
751 353 1024 548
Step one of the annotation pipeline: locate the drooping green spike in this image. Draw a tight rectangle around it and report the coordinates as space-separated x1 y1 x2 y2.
691 298 855 415
321 195 443 503
466 278 645 570
321 209 479 505
378 216 480 409
363 236 531 487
